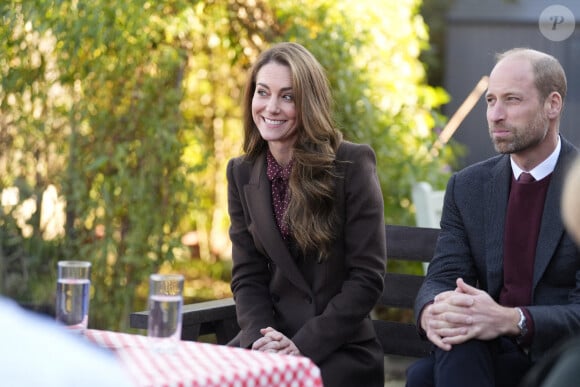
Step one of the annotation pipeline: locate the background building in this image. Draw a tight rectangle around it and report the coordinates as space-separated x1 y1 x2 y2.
443 0 580 168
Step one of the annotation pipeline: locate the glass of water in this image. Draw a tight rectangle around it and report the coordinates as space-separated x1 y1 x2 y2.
56 260 91 333
147 273 184 341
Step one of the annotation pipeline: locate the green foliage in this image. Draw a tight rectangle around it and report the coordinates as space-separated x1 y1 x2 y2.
274 0 460 224
2 0 194 329
1 0 461 331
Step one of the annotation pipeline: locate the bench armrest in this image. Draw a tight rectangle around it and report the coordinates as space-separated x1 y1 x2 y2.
129 297 238 344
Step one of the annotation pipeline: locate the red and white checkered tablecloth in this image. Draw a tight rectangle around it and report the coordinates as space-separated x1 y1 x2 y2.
85 329 323 387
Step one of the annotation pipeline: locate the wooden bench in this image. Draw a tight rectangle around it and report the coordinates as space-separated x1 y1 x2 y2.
130 224 439 358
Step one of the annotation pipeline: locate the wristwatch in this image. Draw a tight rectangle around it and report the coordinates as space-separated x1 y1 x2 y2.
516 307 528 337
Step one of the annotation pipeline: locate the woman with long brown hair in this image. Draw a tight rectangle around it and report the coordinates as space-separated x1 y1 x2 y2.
227 42 386 386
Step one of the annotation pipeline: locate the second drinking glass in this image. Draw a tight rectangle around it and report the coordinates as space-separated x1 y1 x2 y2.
147 273 184 340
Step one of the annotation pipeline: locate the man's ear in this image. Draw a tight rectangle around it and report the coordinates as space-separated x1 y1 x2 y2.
546 91 562 119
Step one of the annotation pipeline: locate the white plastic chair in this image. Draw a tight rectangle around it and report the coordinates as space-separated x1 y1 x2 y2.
412 182 445 229
412 182 445 273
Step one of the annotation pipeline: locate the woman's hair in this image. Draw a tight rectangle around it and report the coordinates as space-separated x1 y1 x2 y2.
242 42 343 259
496 48 567 106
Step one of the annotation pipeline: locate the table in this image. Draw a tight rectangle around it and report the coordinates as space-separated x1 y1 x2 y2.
85 329 323 387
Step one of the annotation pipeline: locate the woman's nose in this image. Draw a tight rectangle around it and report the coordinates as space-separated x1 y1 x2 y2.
266 98 280 113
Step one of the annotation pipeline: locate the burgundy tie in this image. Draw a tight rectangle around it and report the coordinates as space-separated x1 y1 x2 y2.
519 172 535 183
500 171 540 307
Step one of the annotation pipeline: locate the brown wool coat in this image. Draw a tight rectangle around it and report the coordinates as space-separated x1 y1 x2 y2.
227 141 386 386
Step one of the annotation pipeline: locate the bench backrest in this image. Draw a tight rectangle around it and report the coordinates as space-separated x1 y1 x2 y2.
375 224 439 358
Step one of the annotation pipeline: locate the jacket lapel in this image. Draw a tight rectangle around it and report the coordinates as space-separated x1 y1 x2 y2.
485 156 511 296
243 154 310 293
533 139 577 288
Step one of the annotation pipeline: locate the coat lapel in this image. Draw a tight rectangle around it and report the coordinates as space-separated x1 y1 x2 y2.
243 154 310 293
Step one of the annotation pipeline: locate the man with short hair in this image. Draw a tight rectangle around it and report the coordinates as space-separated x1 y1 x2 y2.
406 48 580 387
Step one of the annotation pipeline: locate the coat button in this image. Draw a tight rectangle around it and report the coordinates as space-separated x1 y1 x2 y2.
271 294 280 303
305 296 313 304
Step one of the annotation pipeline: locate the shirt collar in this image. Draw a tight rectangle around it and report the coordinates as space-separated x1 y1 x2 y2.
511 136 561 181
266 150 293 181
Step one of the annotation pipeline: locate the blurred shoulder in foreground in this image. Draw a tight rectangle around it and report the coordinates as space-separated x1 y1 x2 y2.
0 296 134 387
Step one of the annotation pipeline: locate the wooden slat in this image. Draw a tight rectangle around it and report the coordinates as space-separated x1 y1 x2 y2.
385 224 439 262
130 298 236 328
380 273 425 308
181 298 236 325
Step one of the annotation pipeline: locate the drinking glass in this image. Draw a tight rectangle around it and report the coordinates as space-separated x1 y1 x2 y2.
147 274 184 341
56 260 91 333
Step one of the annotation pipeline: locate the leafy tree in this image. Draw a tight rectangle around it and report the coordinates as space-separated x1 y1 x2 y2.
2 0 195 329
1 1 70 302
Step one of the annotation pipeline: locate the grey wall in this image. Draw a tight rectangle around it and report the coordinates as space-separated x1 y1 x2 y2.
443 0 580 169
